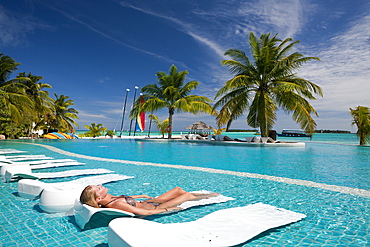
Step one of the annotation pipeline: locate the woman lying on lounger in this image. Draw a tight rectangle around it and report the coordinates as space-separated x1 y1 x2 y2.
80 185 218 216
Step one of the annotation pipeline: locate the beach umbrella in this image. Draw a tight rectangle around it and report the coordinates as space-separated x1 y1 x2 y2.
185 121 213 134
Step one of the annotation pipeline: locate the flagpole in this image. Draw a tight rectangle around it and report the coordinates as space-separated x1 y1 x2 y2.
128 86 138 136
133 93 142 136
119 88 130 137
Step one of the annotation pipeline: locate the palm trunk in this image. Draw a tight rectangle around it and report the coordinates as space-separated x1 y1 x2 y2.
168 108 174 139
359 132 364 146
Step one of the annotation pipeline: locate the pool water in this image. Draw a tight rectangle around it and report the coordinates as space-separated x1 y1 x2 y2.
0 134 369 246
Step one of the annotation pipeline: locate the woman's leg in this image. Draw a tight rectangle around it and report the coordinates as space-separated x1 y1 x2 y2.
152 187 189 201
142 187 220 209
156 192 198 208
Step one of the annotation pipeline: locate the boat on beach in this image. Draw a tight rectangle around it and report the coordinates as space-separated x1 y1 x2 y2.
277 129 312 137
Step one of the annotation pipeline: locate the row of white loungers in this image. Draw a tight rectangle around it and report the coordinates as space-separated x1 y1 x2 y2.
1 148 133 214
4 148 307 246
0 151 103 183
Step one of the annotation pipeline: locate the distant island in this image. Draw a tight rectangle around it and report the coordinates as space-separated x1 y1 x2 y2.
226 129 351 134
226 129 258 132
314 130 351 133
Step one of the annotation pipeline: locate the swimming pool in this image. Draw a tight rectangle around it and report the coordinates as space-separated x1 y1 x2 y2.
1 135 369 246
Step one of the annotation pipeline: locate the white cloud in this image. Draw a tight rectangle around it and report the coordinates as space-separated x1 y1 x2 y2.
77 110 110 119
119 1 227 58
236 0 305 39
299 13 370 112
0 5 51 46
97 76 111 83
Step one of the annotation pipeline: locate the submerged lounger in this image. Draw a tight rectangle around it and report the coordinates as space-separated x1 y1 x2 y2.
18 174 134 199
108 203 306 247
0 149 27 154
74 191 234 230
0 158 79 166
18 174 134 213
39 174 134 213
1 161 84 177
0 155 52 162
4 166 112 182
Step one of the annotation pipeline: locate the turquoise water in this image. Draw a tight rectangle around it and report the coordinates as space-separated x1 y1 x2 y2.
1 133 369 246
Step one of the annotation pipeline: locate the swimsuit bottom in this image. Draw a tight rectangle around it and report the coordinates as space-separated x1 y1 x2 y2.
144 201 161 208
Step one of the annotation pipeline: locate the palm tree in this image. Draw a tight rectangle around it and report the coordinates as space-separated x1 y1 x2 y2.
0 53 33 124
214 32 323 137
350 106 370 146
148 114 169 138
17 72 54 134
48 93 79 132
131 64 215 139
83 123 107 138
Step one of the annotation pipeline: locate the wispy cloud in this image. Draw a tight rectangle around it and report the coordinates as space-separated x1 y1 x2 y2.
119 1 226 58
236 0 305 39
77 110 110 119
48 5 186 67
299 13 370 112
0 4 51 46
97 76 111 84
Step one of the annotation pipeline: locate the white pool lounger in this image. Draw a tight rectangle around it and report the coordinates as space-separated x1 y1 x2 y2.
74 191 234 230
0 154 52 162
18 174 134 213
0 158 78 166
0 149 27 154
1 161 84 177
18 174 134 200
74 202 135 230
4 166 113 182
108 203 306 247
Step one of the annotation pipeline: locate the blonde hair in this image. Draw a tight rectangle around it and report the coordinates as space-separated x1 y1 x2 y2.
80 185 100 208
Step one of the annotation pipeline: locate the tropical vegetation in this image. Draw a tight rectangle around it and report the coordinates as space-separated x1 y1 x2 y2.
213 127 226 135
82 123 107 138
131 64 215 139
350 106 370 146
105 130 115 138
0 52 79 138
214 32 323 137
148 114 169 138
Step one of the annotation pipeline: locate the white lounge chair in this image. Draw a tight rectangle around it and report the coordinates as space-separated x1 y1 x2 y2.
17 174 134 214
18 174 134 200
0 149 27 154
251 136 262 143
262 137 276 143
4 165 113 182
0 158 79 166
244 137 254 142
74 201 135 230
74 191 234 230
0 154 52 162
108 203 306 247
1 161 84 177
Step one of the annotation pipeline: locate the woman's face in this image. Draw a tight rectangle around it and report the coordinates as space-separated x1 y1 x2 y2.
91 185 108 200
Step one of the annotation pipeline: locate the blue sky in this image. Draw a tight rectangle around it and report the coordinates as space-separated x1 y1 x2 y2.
1 0 369 132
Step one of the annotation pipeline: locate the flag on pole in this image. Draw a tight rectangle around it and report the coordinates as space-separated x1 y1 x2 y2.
135 96 145 132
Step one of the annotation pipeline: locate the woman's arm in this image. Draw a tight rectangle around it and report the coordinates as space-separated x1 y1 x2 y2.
129 194 154 199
